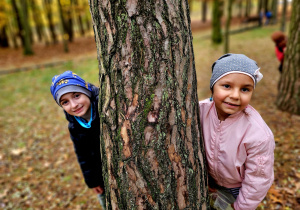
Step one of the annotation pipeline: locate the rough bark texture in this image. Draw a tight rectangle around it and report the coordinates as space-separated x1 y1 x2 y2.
276 0 300 115
88 0 208 209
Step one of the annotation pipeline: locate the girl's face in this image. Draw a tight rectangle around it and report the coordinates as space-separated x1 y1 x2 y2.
212 73 254 121
60 92 91 121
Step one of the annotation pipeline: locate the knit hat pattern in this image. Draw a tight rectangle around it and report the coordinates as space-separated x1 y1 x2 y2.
210 53 263 89
50 71 92 105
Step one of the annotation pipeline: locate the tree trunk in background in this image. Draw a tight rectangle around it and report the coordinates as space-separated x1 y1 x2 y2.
20 0 34 55
88 0 208 209
11 0 25 47
0 26 9 48
202 0 207 23
271 0 278 24
212 0 223 44
276 0 300 115
44 0 58 44
280 0 287 32
65 0 74 42
237 0 242 18
264 0 269 13
257 0 263 26
74 0 85 36
245 0 251 17
30 0 47 43
224 0 233 53
57 0 68 52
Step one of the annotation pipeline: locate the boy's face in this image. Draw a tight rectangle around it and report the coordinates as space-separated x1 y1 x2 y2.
60 92 91 121
212 73 254 121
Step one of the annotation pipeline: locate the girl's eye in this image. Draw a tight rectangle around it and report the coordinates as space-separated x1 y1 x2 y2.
223 84 230 88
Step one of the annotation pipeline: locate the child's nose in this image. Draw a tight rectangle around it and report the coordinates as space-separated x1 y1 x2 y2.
70 100 78 108
230 89 239 99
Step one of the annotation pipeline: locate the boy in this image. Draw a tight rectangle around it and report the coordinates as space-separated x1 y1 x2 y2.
50 71 105 208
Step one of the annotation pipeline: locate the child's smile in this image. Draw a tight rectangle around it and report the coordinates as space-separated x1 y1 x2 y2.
212 73 254 121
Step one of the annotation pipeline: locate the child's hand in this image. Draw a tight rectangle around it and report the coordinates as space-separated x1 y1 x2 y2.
93 186 104 194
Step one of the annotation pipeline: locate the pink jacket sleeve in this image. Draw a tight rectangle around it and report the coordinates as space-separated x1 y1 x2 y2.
234 134 275 210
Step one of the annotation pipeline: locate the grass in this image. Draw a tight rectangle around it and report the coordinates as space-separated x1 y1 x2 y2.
1 23 299 209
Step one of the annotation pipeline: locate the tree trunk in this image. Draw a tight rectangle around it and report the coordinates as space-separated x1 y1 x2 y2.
212 0 223 44
280 0 287 32
20 0 34 55
57 0 68 52
245 0 251 17
0 26 9 48
88 0 208 209
74 0 85 36
44 0 58 44
257 0 263 26
224 0 233 53
276 0 300 115
271 0 278 24
237 0 242 18
11 0 25 46
202 0 207 23
30 0 47 43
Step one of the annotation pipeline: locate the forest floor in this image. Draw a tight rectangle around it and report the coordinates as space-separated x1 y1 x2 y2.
0 19 299 209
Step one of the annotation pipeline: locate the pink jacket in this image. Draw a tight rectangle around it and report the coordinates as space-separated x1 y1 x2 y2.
199 99 275 210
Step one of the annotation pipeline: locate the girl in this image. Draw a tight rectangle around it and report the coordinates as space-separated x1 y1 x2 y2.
199 54 275 210
50 71 105 208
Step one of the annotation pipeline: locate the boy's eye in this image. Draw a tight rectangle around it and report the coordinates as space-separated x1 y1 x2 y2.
223 84 230 88
74 93 81 98
241 88 249 92
61 101 68 106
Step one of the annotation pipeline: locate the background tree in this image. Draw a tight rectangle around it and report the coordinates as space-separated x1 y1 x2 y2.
0 1 9 47
88 0 208 209
44 0 58 44
11 0 25 47
276 0 300 114
202 0 207 23
280 0 287 32
271 0 278 24
20 0 34 55
57 0 68 52
246 0 251 17
224 0 234 53
29 0 47 43
212 0 223 44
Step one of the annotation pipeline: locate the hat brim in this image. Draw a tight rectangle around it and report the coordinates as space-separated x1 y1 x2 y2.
55 85 91 106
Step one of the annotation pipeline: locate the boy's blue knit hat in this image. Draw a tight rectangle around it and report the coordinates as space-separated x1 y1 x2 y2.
50 71 92 105
210 53 263 90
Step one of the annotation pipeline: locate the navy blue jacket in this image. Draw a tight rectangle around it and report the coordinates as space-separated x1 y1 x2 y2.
64 84 104 188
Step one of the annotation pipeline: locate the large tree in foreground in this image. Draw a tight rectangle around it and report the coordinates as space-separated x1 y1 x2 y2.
276 0 300 114
88 0 208 209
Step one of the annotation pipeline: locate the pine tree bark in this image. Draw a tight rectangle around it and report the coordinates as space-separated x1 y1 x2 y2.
88 0 208 209
276 0 300 115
